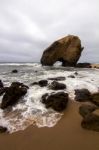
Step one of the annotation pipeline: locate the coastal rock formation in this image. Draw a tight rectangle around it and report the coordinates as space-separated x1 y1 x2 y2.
41 35 84 66
91 93 99 106
31 80 48 87
1 82 28 109
79 104 99 132
41 92 68 112
79 104 97 118
81 113 99 132
49 81 66 90
75 89 91 102
0 87 8 96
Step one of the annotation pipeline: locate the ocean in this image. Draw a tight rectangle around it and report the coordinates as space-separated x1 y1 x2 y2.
0 63 99 133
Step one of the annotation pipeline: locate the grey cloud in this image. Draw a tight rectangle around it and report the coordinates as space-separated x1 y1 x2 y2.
0 0 99 62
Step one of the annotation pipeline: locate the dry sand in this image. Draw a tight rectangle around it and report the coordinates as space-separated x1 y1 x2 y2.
0 101 99 150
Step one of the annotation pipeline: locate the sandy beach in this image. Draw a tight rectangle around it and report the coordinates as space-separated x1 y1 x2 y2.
0 100 99 150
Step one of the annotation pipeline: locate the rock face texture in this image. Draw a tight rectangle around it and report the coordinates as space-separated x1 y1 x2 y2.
75 89 91 102
79 104 99 132
41 92 68 112
49 81 66 90
41 35 84 66
0 82 28 109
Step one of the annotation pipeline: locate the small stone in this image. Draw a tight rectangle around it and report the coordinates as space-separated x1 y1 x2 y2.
11 69 18 73
49 81 66 90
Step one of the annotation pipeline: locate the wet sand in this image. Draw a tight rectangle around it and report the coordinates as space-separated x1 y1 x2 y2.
0 101 99 150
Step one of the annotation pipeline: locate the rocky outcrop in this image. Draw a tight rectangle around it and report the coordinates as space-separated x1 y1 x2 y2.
79 104 97 118
81 113 99 132
41 92 68 112
79 104 99 132
91 93 99 106
49 81 66 90
41 35 84 66
75 89 91 102
0 82 28 109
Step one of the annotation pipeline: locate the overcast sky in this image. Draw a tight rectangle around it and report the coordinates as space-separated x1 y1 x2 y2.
0 0 98 63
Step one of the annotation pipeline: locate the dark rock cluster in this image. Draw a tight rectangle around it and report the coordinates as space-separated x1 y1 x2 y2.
0 82 28 109
41 92 68 112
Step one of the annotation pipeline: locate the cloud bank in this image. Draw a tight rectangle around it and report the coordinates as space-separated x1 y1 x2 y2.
0 0 99 62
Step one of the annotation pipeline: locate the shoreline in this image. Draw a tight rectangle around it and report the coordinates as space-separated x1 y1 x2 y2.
0 101 99 150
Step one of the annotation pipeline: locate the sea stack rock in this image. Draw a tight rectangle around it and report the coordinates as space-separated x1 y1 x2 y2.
41 35 84 66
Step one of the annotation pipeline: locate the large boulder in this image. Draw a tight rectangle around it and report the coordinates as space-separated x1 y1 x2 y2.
41 92 68 112
41 35 84 66
0 82 28 109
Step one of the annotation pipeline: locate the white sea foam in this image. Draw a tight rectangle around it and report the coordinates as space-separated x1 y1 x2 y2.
0 64 99 133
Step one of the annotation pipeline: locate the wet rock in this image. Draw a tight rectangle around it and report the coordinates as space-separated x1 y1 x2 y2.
74 72 78 75
81 114 99 132
31 80 48 87
48 76 66 81
0 87 8 96
0 126 7 133
91 93 99 106
68 75 75 78
49 81 66 90
11 69 18 73
41 92 68 112
79 104 97 118
75 89 91 102
76 63 91 68
41 35 83 66
0 80 3 88
38 80 48 87
79 104 99 132
0 82 28 109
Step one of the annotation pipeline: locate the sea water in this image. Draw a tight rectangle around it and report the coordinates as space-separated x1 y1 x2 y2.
0 63 99 133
